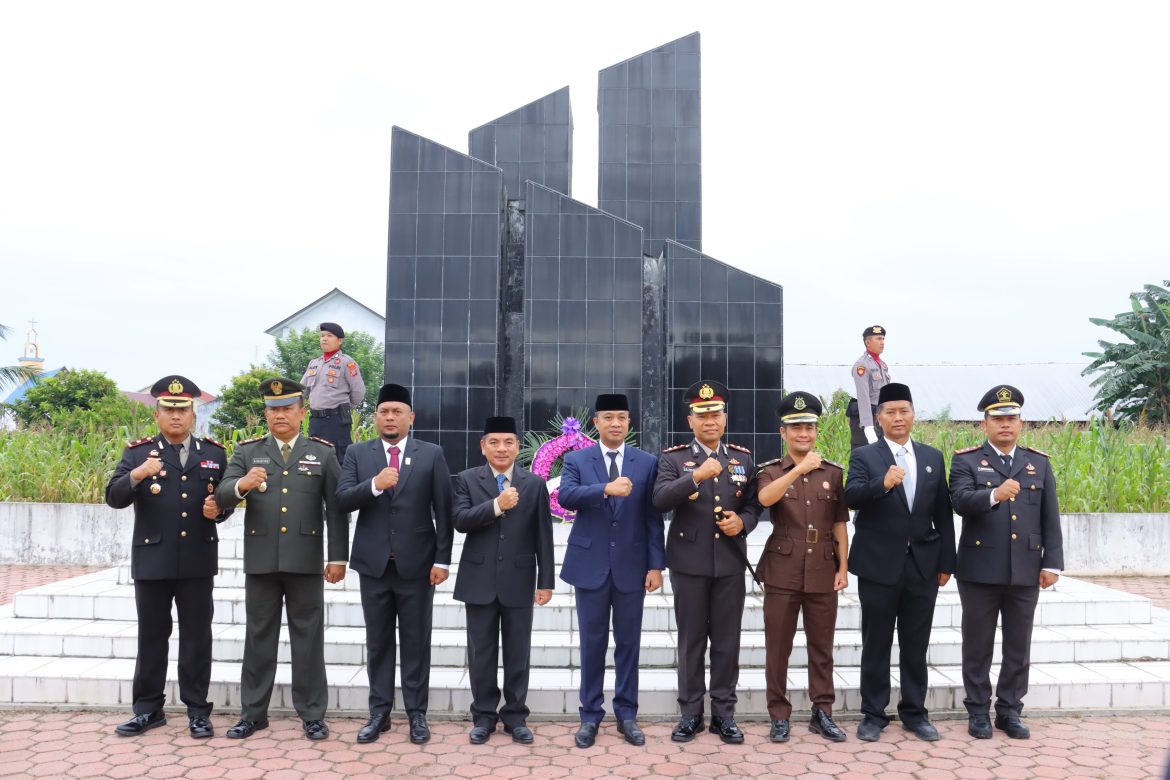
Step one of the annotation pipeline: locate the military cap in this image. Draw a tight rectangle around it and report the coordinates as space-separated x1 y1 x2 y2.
377 383 412 408
260 377 304 407
978 385 1024 417
483 416 518 436
684 380 728 414
595 393 630 413
150 375 200 408
776 391 822 424
863 324 886 338
877 382 913 405
320 322 344 339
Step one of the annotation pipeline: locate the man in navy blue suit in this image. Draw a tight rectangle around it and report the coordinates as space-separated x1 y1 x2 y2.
559 394 666 749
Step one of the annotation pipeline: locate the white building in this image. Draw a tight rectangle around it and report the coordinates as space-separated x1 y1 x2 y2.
264 288 384 341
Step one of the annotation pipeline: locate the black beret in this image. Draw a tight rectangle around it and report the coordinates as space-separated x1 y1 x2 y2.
595 394 630 413
150 375 200 408
877 382 913 405
863 325 886 338
259 377 304 407
377 383 412 408
320 322 344 339
482 416 518 436
978 385 1024 416
776 391 822 424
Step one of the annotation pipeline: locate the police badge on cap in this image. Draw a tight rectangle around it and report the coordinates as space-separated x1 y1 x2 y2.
978 385 1024 417
260 377 304 407
150 375 200 408
684 380 728 414
776 391 823 424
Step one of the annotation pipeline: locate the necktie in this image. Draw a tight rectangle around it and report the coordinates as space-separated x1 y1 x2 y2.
388 445 400 471
606 450 620 481
1000 453 1012 471
496 473 507 494
280 443 290 464
175 441 188 468
896 446 916 509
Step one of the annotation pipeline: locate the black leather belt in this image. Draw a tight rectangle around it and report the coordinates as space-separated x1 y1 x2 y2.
310 406 350 418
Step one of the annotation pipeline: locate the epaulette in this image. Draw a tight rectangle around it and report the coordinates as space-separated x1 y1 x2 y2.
310 435 336 448
201 436 226 449
662 443 689 453
728 443 752 454
1020 445 1049 458
954 445 980 454
822 458 844 470
237 436 265 446
127 436 154 448
756 457 781 469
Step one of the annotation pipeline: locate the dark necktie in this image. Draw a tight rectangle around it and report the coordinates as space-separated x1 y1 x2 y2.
175 441 188 468
280 443 290 464
496 473 506 494
1000 453 1012 470
606 450 620 481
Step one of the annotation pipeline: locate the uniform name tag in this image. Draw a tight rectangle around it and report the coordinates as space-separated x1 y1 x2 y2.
977 467 994 472
253 457 271 465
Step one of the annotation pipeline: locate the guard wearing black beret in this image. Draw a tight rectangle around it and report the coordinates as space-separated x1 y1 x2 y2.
754 391 849 743
105 376 232 738
848 325 892 449
949 385 1063 740
652 380 760 744
301 322 365 462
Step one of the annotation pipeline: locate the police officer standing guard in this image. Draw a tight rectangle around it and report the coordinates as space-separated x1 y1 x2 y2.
950 385 1063 740
755 391 848 744
106 376 232 738
848 325 891 448
653 380 760 745
302 322 365 463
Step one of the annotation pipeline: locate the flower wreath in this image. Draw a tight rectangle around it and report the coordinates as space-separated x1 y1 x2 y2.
529 416 595 522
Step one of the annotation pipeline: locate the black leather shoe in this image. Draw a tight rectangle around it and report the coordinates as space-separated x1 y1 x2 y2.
114 710 166 736
809 708 846 742
188 715 213 739
304 720 329 740
469 722 494 745
225 719 268 739
769 719 790 743
671 714 704 743
356 713 390 744
856 716 884 742
574 722 598 748
709 715 745 744
968 714 993 739
409 713 431 744
903 720 940 742
504 723 534 744
617 719 645 746
995 714 1031 740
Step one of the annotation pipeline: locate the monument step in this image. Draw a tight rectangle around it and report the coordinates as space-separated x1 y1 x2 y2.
1 655 1167 715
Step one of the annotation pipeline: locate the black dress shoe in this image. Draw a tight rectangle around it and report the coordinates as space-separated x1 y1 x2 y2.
504 723 534 744
856 716 884 742
968 714 993 739
114 710 166 736
617 719 645 746
995 714 1031 740
188 716 214 739
304 720 329 740
809 708 847 742
225 719 268 739
902 720 940 742
408 713 431 744
709 715 745 744
574 722 598 748
469 722 494 745
671 714 704 743
357 713 391 744
769 719 790 743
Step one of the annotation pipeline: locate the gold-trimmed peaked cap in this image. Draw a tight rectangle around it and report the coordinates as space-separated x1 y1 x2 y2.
684 379 728 414
978 384 1024 417
260 376 304 407
776 390 822 424
150 375 200 408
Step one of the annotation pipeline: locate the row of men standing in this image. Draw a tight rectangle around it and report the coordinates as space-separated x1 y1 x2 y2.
106 368 1062 748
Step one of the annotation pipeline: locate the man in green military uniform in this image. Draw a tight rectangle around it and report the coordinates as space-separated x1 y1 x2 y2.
215 377 350 741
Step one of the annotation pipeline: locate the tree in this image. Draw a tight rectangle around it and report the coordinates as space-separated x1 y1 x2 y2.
0 324 40 392
210 366 275 438
266 327 385 419
1083 281 1170 425
9 368 119 427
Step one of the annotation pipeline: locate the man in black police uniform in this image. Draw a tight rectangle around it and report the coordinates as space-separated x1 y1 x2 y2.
302 322 365 463
105 375 232 738
653 380 760 745
950 385 1063 740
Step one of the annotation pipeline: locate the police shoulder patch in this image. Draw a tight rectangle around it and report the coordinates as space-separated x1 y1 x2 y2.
756 457 781 469
238 436 265 446
127 436 153 448
201 436 226 449
662 443 689 453
1021 445 1049 458
310 436 336 448
728 443 752 454
954 445 980 454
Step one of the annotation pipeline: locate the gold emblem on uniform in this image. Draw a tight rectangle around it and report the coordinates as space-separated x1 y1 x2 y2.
794 396 807 410
699 384 714 400
997 387 1012 402
1026 463 1036 473
150 483 161 494
873 326 883 334
304 453 317 462
168 379 184 395
271 380 283 396
823 480 830 490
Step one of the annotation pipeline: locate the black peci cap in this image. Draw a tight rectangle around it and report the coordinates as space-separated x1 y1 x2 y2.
877 382 913 406
377 383 412 408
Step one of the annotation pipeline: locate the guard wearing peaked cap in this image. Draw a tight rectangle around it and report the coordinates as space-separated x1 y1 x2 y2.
105 375 232 739
949 385 1063 741
653 380 760 744
755 391 849 743
848 325 891 448
301 322 365 462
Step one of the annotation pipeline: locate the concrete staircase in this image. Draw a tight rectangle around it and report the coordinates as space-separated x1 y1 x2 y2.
3 521 1170 717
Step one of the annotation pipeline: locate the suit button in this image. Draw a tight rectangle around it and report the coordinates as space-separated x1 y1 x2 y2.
807 549 813 554
500 534 505 539
281 507 288 513
803 477 808 483
283 470 289 476
612 522 617 528
250 529 256 535
181 512 188 518
181 476 187 481
1011 533 1018 540
1009 497 1015 502
282 488 288 494
986 481 992 486
714 505 723 513
714 477 719 483
610 542 616 547
1012 515 1018 521
806 500 811 506
498 556 503 561
181 493 188 499
1031 484 1036 490
714 533 720 539
715 496 721 501
181 531 187 538
678 532 684 537
143 538 149 543
975 540 982 545
281 526 288 533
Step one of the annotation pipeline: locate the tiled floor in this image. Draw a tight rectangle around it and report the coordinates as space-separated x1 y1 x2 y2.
0 565 100 605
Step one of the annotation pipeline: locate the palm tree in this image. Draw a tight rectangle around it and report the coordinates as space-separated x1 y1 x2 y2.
0 323 41 393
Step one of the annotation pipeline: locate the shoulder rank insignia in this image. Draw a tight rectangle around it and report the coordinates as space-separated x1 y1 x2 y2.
756 457 781 469
954 445 980 454
662 443 689 453
238 436 265 446
309 436 336 448
127 436 154 448
728 443 752 454
201 436 226 449
1021 445 1049 458
822 458 844 470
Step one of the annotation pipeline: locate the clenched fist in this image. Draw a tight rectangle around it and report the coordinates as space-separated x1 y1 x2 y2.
202 495 220 520
693 457 723 483
238 466 268 493
373 466 399 491
993 479 1020 503
883 465 906 491
796 452 822 475
132 457 163 482
605 476 633 497
498 486 520 511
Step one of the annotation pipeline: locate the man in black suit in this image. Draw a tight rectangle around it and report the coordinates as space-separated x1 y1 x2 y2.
453 416 555 745
845 382 955 743
950 385 1063 740
105 376 232 738
336 383 454 744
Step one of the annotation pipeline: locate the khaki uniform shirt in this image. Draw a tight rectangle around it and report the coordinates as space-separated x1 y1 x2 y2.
755 456 847 593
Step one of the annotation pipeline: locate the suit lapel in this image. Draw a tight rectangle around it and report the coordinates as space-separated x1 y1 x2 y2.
590 445 609 485
264 435 286 468
1009 450 1029 479
156 436 182 471
478 463 499 500
984 442 1011 478
181 438 201 474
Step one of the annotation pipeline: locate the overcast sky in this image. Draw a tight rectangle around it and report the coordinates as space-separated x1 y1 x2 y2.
1 1 1166 395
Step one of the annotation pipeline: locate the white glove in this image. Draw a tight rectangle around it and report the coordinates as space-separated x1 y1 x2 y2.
863 426 878 444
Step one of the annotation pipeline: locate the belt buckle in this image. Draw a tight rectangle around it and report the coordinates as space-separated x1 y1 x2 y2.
805 528 819 544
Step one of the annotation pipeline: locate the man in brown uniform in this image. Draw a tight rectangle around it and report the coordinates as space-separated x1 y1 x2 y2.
756 391 849 744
